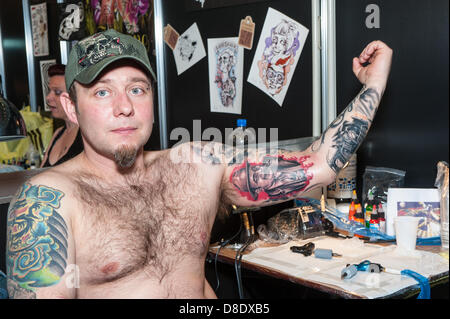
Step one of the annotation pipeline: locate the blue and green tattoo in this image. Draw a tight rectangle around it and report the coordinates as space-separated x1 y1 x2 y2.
6 183 68 298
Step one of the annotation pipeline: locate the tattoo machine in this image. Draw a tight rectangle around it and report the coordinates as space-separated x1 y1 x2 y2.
290 242 342 259
341 260 401 280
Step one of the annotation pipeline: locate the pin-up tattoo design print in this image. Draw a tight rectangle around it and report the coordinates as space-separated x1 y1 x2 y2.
215 42 238 107
231 155 314 202
7 183 68 298
258 20 300 96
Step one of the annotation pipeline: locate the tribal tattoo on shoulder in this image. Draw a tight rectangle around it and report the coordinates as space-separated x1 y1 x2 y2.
6 183 68 299
230 155 314 202
311 87 380 173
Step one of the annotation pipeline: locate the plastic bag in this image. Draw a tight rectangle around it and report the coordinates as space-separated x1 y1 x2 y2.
362 166 406 206
0 106 53 163
257 207 324 244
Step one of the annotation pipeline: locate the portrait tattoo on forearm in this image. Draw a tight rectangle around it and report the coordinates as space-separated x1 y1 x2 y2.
230 155 314 202
6 183 68 298
311 87 380 173
327 116 369 172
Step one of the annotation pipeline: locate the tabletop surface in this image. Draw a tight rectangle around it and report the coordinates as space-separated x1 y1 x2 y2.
209 237 449 299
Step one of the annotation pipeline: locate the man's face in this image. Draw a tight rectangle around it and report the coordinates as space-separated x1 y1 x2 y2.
248 164 275 190
74 63 153 167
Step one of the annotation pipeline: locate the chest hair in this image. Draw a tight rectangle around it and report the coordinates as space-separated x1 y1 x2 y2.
72 157 214 283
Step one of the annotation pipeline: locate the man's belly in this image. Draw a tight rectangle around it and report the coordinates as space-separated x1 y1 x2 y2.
76 259 208 299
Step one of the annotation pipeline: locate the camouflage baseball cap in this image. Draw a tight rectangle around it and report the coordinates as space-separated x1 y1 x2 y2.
65 29 156 90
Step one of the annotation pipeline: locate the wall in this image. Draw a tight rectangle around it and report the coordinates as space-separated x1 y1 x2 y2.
336 0 449 191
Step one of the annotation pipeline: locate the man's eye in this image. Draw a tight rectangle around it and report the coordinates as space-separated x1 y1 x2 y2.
130 87 144 95
54 90 62 96
95 90 109 97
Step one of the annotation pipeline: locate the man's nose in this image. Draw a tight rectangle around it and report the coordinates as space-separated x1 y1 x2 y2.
114 92 135 117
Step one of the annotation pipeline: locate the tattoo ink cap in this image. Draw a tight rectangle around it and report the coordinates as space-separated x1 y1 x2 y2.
65 29 156 91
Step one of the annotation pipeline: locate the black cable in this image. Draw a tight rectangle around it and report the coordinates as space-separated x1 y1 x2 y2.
214 220 242 292
234 234 254 299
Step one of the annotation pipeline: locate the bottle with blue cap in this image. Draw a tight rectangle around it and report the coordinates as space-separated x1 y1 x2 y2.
234 119 248 148
229 119 255 164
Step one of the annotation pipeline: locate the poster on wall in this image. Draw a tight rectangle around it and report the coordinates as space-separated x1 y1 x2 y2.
185 0 269 11
84 0 155 56
247 7 309 106
173 23 206 75
39 60 57 112
57 1 87 41
208 37 244 115
30 2 49 57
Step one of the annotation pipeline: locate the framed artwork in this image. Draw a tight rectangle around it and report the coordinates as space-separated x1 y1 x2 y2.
39 59 56 112
247 7 309 106
386 188 441 238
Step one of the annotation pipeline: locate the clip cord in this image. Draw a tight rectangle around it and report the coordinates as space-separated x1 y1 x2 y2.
401 269 431 299
234 233 254 299
214 220 243 292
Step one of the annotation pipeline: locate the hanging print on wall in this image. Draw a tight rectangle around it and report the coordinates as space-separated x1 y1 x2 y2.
173 23 206 75
208 37 244 114
30 2 49 57
57 1 87 41
247 7 309 106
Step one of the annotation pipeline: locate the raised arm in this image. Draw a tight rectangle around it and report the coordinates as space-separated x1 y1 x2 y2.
6 180 76 299
221 41 393 207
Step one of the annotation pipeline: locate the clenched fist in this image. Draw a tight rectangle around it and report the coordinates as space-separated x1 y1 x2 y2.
353 41 393 94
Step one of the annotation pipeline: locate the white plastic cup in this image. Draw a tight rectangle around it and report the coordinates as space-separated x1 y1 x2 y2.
394 216 420 251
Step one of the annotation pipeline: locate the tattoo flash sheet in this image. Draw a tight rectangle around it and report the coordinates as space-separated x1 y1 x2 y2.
247 8 309 106
173 23 206 75
208 37 244 114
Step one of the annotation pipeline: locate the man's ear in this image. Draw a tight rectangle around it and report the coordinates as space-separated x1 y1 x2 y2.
60 92 79 126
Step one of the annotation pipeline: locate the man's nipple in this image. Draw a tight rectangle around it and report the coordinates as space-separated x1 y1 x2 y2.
100 262 120 275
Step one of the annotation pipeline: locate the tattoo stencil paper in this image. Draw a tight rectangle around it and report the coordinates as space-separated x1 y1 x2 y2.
208 37 244 114
173 23 206 75
247 8 309 106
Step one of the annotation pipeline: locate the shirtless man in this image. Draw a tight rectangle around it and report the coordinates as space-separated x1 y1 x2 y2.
6 29 392 298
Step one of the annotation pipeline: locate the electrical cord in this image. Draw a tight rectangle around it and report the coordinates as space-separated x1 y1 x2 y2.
234 234 254 299
214 221 242 293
